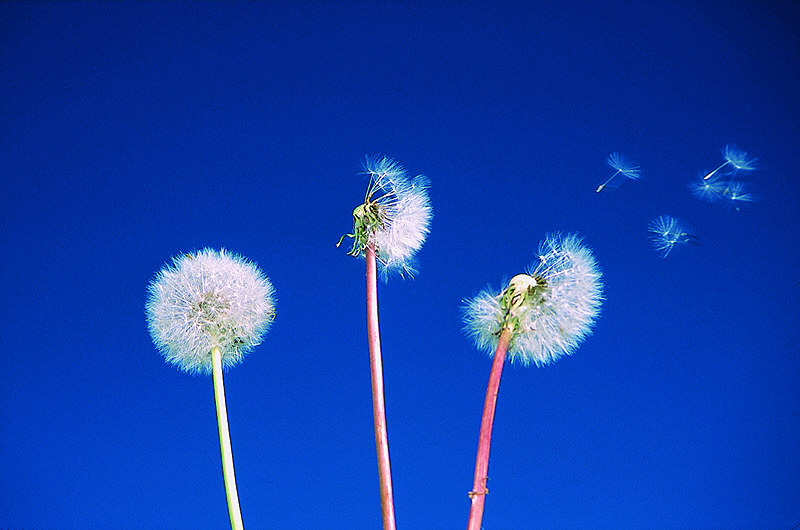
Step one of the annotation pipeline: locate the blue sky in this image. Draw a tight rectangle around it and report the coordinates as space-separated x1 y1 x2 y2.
2 1 798 528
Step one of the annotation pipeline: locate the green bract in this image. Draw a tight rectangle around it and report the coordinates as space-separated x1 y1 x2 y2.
499 274 547 334
338 199 386 258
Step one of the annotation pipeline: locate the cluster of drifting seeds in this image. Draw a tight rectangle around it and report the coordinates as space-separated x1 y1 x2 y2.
597 145 758 258
690 145 757 211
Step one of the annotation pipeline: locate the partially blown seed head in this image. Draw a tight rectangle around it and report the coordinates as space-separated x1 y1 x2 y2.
464 233 603 366
339 156 432 279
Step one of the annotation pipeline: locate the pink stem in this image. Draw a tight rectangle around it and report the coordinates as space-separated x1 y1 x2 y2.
366 246 397 530
467 327 512 530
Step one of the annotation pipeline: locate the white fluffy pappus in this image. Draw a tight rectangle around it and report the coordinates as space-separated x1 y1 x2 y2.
648 215 698 258
690 173 727 203
703 144 757 181
596 152 642 192
341 156 432 280
464 233 603 366
146 248 276 375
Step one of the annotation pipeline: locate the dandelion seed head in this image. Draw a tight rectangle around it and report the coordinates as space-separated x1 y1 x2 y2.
340 156 432 280
146 248 276 375
464 233 603 367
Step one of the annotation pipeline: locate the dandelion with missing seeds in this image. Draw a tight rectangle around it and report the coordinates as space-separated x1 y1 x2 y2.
146 248 276 530
338 156 432 279
648 215 698 258
337 156 432 530
462 233 602 530
596 152 641 193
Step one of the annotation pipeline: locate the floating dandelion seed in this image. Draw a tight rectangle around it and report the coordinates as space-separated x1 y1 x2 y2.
722 181 756 211
690 173 727 203
596 152 642 192
463 233 602 530
648 215 698 258
703 144 757 180
337 156 432 280
692 147 759 210
146 248 276 530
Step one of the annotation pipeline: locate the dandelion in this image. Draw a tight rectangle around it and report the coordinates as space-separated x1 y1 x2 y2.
146 248 276 530
147 249 276 374
648 215 698 258
337 156 432 530
463 233 602 530
338 156 432 280
703 144 757 180
596 152 642 192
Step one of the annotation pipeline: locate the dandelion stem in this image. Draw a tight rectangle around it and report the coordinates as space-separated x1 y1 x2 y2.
365 245 397 530
212 346 245 530
467 327 512 530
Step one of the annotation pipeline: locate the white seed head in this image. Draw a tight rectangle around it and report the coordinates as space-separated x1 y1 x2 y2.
146 248 276 375
340 156 433 280
464 233 603 366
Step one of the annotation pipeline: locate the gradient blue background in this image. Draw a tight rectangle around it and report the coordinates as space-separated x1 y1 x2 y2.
2 2 798 528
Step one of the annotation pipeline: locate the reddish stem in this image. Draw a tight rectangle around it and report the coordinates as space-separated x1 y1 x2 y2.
467 327 512 530
365 246 397 530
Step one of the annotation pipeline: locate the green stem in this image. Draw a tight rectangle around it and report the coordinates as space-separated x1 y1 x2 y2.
212 346 245 530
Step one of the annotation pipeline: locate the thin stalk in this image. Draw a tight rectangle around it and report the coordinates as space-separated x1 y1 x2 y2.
212 346 245 530
467 327 513 530
595 170 621 193
703 160 729 180
365 245 397 530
